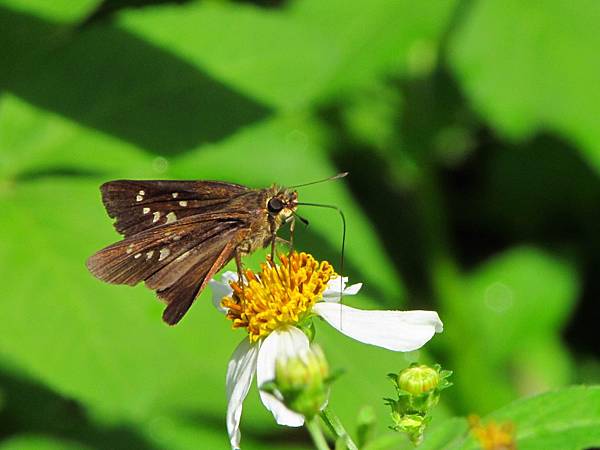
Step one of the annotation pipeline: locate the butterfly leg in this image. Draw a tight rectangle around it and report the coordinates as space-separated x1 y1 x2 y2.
235 247 248 298
274 237 291 249
270 234 277 261
288 215 296 255
269 235 294 305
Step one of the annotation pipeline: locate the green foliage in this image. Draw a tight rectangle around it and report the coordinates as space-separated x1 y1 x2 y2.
438 247 578 412
121 0 457 110
449 0 600 172
487 386 600 450
1 0 599 448
367 386 600 449
0 435 90 450
423 386 600 450
0 0 99 21
355 406 376 449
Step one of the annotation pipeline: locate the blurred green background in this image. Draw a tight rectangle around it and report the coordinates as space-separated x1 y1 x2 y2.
1 1 599 449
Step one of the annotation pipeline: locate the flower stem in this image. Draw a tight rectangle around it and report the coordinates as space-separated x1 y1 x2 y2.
306 417 331 450
320 406 358 450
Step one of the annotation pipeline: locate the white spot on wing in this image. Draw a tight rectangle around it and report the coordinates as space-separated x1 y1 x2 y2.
143 207 150 214
126 244 134 254
136 195 143 202
166 212 177 224
176 250 191 261
146 250 154 260
159 247 171 261
139 190 145 196
179 200 188 207
134 253 142 259
152 211 161 223
172 192 179 198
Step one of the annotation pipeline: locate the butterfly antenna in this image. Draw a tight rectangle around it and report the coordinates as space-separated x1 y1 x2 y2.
289 172 349 189
297 202 346 328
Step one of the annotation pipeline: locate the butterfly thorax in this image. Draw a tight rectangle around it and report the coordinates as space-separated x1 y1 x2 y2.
237 185 297 254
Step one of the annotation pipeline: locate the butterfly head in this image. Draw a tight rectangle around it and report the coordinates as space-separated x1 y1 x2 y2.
267 187 298 223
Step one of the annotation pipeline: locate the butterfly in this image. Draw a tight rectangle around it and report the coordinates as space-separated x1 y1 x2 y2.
86 179 299 325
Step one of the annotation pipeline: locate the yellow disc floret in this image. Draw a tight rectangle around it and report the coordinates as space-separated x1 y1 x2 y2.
221 252 335 342
469 416 516 450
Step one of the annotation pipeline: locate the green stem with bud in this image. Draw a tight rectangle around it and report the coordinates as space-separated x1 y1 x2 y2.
306 417 331 450
320 405 358 450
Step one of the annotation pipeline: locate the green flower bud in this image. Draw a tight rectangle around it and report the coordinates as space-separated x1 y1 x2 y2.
385 362 453 445
268 345 331 419
398 364 440 395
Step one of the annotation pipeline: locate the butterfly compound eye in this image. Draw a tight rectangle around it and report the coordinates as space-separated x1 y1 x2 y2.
267 197 284 213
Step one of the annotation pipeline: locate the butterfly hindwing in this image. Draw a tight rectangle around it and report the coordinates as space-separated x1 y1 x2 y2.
100 180 249 237
86 216 245 287
158 228 249 325
87 216 250 324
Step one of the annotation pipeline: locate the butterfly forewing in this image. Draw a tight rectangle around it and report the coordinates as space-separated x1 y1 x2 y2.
101 180 249 237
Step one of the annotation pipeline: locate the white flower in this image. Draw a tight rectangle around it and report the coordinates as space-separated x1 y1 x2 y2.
209 252 443 449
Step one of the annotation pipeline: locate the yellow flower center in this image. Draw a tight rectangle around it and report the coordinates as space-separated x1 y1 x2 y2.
469 416 516 450
221 252 335 342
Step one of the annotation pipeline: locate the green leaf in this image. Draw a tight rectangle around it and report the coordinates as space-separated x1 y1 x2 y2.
134 416 311 450
120 0 458 110
418 417 469 450
437 247 578 412
0 0 99 22
1 0 456 156
0 95 153 180
0 10 270 156
0 435 90 450
462 247 577 359
400 386 600 449
481 385 600 450
356 406 377 448
448 0 600 173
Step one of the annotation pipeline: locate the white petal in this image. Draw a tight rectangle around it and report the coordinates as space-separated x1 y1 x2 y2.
341 282 363 296
323 276 363 303
256 327 308 427
226 337 259 450
210 271 239 314
313 303 443 352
